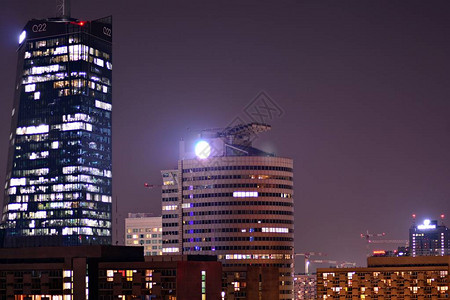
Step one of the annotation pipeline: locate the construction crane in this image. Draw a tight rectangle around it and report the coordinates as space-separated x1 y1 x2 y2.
361 231 408 256
368 239 408 246
339 261 358 268
295 252 327 274
310 259 356 269
144 183 162 189
360 230 386 256
360 230 386 240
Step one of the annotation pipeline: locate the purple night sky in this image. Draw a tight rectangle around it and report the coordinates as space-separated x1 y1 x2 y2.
1 1 449 270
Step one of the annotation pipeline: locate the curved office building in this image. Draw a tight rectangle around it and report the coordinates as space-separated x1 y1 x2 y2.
161 123 294 299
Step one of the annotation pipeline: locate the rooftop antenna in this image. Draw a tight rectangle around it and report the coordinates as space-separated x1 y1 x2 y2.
115 196 118 245
56 0 71 19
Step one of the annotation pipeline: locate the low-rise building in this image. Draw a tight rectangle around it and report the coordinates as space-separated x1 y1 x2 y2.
0 245 222 300
125 213 162 256
294 274 316 300
317 256 450 299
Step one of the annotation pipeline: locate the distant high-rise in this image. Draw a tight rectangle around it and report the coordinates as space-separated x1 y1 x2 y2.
125 213 162 256
161 123 294 299
1 14 113 247
409 218 449 256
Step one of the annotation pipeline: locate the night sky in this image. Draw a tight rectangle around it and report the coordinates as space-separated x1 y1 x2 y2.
1 1 450 271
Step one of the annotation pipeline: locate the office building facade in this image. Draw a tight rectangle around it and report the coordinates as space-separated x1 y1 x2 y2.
0 246 222 300
294 274 316 300
1 16 113 247
125 214 162 256
317 256 450 299
161 123 294 299
410 219 450 257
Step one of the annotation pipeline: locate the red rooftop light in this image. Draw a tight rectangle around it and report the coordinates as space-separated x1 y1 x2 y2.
70 21 86 26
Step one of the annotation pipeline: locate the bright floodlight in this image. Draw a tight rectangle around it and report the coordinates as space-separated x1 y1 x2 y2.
19 30 26 44
195 140 211 159
423 219 431 225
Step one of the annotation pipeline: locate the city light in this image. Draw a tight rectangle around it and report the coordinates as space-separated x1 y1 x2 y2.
194 140 211 159
19 30 26 44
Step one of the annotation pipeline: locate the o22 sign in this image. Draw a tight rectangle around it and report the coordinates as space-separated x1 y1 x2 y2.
103 27 112 37
32 23 47 33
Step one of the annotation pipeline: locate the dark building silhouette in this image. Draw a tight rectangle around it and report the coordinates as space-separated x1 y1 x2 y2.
0 246 222 300
1 15 113 247
0 245 284 300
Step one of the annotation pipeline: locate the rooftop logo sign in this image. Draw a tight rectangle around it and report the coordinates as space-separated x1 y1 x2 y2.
417 219 436 230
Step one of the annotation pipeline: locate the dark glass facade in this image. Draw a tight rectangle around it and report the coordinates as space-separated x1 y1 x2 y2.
409 219 450 256
1 16 113 247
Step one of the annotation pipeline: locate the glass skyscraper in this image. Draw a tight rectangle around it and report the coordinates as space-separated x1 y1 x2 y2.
1 16 113 247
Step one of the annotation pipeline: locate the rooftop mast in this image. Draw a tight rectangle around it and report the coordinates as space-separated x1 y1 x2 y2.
56 0 71 19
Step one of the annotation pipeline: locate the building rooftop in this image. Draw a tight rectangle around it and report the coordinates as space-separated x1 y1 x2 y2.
182 122 276 159
127 213 158 218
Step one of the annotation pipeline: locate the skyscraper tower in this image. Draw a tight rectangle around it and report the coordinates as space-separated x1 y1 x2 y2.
409 218 449 257
161 123 294 299
1 10 113 247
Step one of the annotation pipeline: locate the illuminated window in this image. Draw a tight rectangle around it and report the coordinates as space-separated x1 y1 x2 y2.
126 270 135 281
262 227 289 233
69 44 89 61
54 46 68 55
53 122 92 132
233 191 258 198
94 58 104 67
10 178 26 186
29 151 49 160
162 205 178 211
25 84 36 92
16 124 49 135
30 64 61 74
7 203 28 212
63 113 91 122
107 270 114 282
162 247 179 253
201 270 206 299
95 100 112 111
